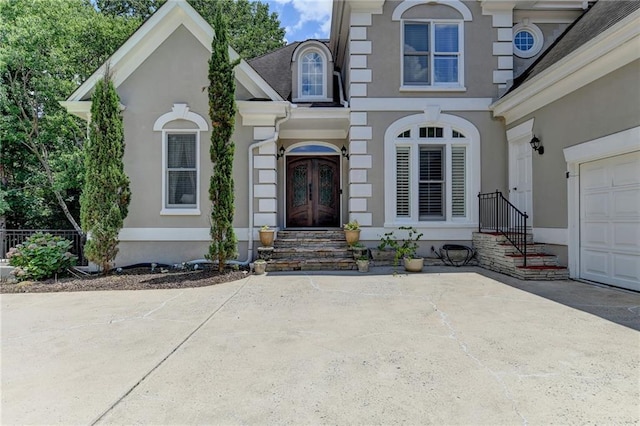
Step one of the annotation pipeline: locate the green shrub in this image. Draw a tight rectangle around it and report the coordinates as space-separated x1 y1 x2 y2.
7 233 77 281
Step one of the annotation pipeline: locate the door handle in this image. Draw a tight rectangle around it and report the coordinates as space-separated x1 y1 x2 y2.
309 183 312 201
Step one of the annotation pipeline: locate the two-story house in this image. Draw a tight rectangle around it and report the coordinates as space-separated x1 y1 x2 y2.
62 0 640 291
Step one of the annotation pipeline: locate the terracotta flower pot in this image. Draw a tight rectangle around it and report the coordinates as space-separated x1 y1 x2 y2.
344 229 360 246
259 230 275 247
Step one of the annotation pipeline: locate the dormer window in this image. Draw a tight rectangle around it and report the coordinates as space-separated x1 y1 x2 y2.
292 41 333 102
301 51 324 97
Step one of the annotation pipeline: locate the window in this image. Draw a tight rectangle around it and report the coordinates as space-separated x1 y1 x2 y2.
512 23 544 58
301 51 324 98
153 104 207 215
403 21 462 87
389 120 475 223
166 133 197 207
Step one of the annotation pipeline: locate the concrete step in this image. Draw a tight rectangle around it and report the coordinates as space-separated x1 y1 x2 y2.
503 253 560 267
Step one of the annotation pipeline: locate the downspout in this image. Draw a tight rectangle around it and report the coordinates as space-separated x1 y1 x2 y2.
244 105 291 263
333 71 349 108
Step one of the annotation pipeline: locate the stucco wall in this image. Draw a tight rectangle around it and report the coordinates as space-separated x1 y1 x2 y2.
364 110 507 227
509 59 640 229
367 0 498 99
116 24 254 231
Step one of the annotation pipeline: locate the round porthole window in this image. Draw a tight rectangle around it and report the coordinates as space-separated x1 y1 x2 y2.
513 23 544 58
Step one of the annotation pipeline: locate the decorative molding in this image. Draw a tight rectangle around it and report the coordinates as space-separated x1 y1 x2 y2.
392 0 473 21
350 126 372 139
424 106 441 123
350 40 372 55
153 103 208 131
350 155 372 169
350 97 493 111
506 118 534 141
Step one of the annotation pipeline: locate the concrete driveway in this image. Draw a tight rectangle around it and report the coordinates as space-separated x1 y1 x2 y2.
2 266 639 425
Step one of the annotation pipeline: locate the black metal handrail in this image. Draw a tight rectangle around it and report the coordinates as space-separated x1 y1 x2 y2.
478 191 529 266
1 229 87 266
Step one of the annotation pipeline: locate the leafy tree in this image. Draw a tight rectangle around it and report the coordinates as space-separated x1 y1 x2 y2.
80 69 131 273
0 0 140 231
206 7 238 272
96 0 286 58
190 0 286 59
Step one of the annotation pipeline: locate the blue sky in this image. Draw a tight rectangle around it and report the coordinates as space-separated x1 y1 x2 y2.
264 0 333 43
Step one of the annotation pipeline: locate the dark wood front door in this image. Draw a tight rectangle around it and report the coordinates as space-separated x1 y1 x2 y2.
286 156 340 227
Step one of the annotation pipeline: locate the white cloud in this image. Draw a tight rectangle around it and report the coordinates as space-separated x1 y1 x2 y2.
280 0 332 38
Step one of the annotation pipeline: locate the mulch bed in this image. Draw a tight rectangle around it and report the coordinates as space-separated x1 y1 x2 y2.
0 267 250 294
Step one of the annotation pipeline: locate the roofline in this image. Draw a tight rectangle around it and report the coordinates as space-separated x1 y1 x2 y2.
66 0 282 103
491 7 640 125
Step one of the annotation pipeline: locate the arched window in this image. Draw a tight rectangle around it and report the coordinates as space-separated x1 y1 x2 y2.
153 104 208 215
300 51 325 98
384 114 480 224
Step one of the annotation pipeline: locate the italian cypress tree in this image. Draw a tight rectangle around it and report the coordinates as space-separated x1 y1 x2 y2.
206 7 238 271
80 68 131 273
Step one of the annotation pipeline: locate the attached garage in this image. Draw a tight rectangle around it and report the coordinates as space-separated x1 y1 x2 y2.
565 127 640 292
580 152 640 290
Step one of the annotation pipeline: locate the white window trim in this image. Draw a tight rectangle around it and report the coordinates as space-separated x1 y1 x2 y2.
295 47 330 102
153 104 207 216
400 19 465 91
513 22 544 58
384 113 480 227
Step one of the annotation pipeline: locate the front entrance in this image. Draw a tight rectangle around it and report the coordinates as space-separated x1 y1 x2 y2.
286 155 340 227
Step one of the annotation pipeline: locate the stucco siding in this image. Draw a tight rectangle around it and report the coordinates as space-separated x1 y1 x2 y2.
509 59 640 229
116 24 253 231
366 1 498 99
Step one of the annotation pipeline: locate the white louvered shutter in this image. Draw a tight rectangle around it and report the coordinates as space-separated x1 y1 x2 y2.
451 146 466 217
396 146 411 217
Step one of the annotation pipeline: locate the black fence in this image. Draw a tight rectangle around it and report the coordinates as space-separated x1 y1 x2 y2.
1 229 87 266
478 191 529 266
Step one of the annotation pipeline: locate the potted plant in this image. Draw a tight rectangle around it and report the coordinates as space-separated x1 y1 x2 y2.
343 220 361 245
350 242 368 260
253 259 267 275
377 226 424 272
356 256 370 273
258 225 275 247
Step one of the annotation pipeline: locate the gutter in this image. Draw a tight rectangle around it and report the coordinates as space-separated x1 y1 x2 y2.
243 105 291 264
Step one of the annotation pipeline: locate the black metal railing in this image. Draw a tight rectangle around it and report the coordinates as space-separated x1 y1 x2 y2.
478 191 529 266
1 229 87 266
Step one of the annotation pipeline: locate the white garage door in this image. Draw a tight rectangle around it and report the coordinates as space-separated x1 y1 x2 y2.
580 151 640 291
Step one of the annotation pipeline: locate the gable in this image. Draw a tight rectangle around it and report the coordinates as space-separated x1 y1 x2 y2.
65 0 281 107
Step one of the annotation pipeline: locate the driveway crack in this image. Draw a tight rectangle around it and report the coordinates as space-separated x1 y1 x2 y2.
428 297 528 426
89 276 253 425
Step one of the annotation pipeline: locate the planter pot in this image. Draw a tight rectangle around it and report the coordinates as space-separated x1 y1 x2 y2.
404 257 424 272
356 259 370 273
351 247 368 260
253 261 267 275
344 229 360 245
259 230 275 247
370 248 396 262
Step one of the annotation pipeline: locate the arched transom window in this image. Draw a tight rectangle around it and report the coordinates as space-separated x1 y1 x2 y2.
384 114 480 224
